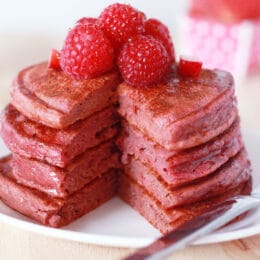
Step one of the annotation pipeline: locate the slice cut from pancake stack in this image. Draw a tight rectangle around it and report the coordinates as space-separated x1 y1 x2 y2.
117 67 252 234
0 62 121 227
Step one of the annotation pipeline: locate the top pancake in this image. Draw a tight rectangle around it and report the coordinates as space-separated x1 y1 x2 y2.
11 62 120 129
118 67 238 150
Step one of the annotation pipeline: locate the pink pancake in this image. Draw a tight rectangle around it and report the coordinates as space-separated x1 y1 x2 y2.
11 62 120 129
119 173 252 234
118 67 238 150
118 119 243 185
11 141 120 198
0 156 117 228
1 105 119 167
124 149 251 208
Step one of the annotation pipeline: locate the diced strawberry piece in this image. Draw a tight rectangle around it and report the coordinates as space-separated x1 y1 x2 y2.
48 49 61 70
179 56 202 78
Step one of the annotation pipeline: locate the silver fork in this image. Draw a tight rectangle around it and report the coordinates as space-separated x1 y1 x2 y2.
125 186 260 260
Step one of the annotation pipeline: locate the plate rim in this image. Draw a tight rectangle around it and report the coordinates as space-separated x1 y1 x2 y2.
0 202 259 248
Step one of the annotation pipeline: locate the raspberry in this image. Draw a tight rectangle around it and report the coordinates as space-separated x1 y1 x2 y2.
179 56 202 78
117 36 170 87
60 24 114 80
98 3 146 49
76 17 97 25
48 48 61 70
145 18 175 63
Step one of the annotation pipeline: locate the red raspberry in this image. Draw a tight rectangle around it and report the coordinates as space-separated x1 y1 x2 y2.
60 24 114 80
117 36 170 87
76 17 97 25
98 3 146 49
179 56 202 78
48 48 61 70
145 18 175 63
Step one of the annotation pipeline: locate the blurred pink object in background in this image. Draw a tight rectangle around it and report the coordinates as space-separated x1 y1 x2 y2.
248 21 260 72
180 0 260 84
190 0 260 23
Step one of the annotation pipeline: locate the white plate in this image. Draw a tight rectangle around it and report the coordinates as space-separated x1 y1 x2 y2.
0 129 259 248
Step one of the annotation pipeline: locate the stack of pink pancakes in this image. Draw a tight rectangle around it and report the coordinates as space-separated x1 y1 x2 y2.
0 62 121 227
117 68 252 234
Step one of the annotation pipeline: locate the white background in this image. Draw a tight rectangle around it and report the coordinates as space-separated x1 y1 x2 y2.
0 0 187 33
